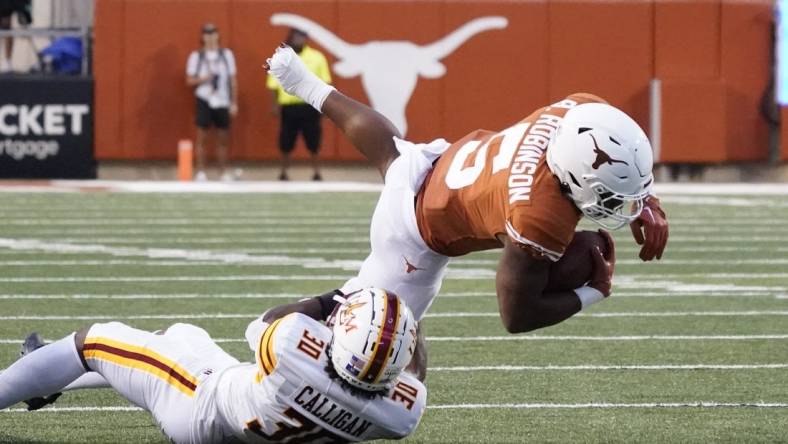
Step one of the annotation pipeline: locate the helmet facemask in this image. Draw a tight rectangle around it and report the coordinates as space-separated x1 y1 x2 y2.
578 177 649 230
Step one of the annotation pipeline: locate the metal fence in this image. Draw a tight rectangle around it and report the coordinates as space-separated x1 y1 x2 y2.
0 26 91 76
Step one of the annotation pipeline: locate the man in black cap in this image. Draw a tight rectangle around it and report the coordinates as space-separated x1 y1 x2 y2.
267 28 331 181
186 23 239 181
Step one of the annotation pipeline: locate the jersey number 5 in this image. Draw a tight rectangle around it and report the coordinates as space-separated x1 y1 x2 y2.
445 122 531 189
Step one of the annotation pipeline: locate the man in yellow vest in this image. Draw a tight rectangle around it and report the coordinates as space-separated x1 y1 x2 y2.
267 29 331 181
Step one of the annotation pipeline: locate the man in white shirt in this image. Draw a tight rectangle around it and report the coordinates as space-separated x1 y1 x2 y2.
0 289 427 443
186 23 239 182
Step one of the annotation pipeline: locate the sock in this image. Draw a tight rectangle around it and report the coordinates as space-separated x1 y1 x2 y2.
63 372 110 391
267 45 335 112
0 334 86 409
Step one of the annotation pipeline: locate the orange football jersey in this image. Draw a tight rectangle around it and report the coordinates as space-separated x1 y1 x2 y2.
415 93 605 260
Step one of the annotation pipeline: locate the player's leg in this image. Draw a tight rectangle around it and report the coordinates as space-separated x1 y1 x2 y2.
216 129 229 179
81 322 207 441
267 46 400 177
215 107 231 179
195 128 207 180
0 330 89 409
302 106 323 180
278 105 298 180
194 99 212 180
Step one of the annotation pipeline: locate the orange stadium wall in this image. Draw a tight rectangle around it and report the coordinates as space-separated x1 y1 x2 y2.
93 0 776 163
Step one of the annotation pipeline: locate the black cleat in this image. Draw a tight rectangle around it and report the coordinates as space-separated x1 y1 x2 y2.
24 393 62 411
19 332 63 411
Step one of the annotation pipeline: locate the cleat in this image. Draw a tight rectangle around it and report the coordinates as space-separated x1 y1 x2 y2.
20 332 46 357
24 393 62 411
19 332 63 411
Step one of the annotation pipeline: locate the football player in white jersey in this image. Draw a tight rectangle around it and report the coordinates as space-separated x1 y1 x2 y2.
0 288 427 443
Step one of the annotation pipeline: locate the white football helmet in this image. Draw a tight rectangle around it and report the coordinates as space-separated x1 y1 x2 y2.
546 103 654 229
330 288 417 392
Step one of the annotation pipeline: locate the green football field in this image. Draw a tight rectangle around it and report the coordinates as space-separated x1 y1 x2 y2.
0 189 786 443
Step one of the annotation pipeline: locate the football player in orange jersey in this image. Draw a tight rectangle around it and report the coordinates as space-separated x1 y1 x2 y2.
266 45 668 334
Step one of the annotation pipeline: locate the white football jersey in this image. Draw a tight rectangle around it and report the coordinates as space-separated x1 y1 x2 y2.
191 313 426 443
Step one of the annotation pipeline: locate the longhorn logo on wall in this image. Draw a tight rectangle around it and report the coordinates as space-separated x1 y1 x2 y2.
270 13 508 136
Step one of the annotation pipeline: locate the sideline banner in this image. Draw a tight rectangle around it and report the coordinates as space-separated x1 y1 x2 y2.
0 76 96 178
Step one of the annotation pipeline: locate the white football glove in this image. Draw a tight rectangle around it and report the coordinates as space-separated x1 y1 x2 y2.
265 45 335 112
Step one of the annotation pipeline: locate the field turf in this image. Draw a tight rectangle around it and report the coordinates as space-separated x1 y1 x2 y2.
0 189 786 443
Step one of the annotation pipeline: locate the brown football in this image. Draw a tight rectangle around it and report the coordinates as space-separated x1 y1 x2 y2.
545 230 611 292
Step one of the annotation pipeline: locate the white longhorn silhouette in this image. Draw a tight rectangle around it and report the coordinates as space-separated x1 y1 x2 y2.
270 13 508 135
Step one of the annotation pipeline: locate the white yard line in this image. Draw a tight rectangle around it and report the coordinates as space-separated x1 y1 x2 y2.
424 335 788 342
0 227 365 235
2 272 788 283
2 402 787 414
0 290 782 300
1 406 144 413
661 196 788 208
0 275 352 283
653 183 788 195
0 180 385 193
0 238 364 270
429 364 788 371
4 219 788 228
1 180 786 194
4 236 785 244
3 258 788 267
3 311 788 321
0 293 311 300
1 335 785 345
428 402 788 410
0 219 371 226
3 217 788 227
4 226 788 235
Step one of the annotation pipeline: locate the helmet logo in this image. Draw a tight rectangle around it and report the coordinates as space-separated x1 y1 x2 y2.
338 301 366 333
590 134 628 169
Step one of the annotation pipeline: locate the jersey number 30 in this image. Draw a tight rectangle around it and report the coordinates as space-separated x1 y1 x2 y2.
445 122 531 189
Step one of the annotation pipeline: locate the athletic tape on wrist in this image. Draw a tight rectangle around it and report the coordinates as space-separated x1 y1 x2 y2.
574 286 605 310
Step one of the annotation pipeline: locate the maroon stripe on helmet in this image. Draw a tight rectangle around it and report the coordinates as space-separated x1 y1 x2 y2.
362 291 399 384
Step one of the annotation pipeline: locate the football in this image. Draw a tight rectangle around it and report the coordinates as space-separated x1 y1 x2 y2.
545 230 611 292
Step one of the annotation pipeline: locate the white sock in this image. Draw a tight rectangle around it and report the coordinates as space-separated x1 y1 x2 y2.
266 45 335 112
0 334 86 409
63 372 110 391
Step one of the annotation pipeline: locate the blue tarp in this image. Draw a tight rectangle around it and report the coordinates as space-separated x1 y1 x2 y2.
40 37 82 75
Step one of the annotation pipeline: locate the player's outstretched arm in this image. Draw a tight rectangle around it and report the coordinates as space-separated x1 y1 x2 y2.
495 239 614 333
260 290 344 324
321 91 401 177
265 45 400 177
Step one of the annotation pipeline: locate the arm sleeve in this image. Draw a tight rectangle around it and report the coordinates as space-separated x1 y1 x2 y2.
186 52 198 77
